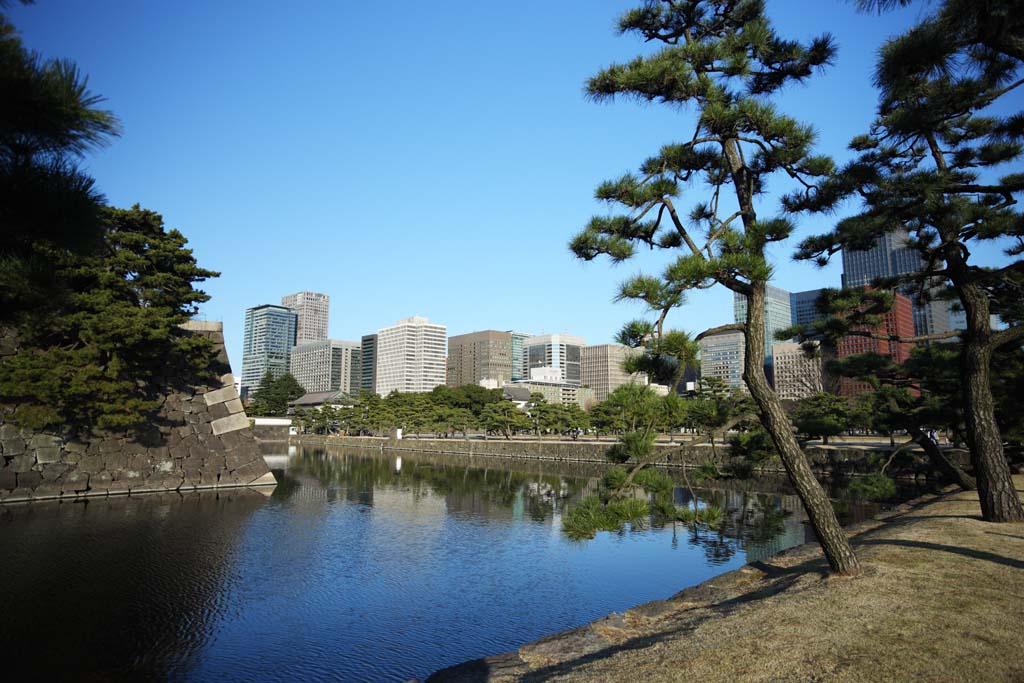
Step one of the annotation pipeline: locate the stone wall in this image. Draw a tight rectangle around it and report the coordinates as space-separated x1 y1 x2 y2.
0 321 273 503
296 435 966 480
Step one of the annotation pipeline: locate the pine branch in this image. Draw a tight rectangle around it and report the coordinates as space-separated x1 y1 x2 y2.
696 323 746 341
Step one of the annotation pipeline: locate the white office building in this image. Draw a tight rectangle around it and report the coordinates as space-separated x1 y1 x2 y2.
699 329 746 390
375 316 447 395
524 333 586 387
289 339 361 394
281 291 330 345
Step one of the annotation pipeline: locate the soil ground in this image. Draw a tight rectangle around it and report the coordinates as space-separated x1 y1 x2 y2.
428 476 1024 683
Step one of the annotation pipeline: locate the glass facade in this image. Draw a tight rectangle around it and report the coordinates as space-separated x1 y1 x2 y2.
240 304 297 398
733 284 792 366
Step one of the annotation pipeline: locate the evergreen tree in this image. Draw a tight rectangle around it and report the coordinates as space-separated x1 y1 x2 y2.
249 372 305 416
0 11 120 322
0 206 218 431
791 393 850 446
790 0 1024 521
569 1 860 572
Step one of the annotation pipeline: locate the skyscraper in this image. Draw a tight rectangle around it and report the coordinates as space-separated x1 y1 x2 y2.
790 288 827 329
734 284 792 365
446 330 514 388
360 334 378 393
375 316 447 395
240 304 297 398
281 291 330 345
509 331 531 382
837 291 915 397
771 341 825 401
581 344 649 402
524 333 586 386
841 229 950 337
289 339 361 394
699 330 746 390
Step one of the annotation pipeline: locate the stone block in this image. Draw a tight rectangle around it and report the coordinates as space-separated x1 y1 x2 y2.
169 443 190 460
42 463 69 480
33 481 64 498
200 470 219 487
148 446 169 460
209 402 230 420
11 454 35 473
90 470 113 490
103 453 127 471
64 440 87 453
224 398 244 415
62 471 90 493
107 479 131 493
196 421 213 436
203 386 236 407
0 467 16 490
219 373 234 388
211 413 250 436
35 446 62 464
205 454 226 472
29 433 61 449
78 455 104 474
176 425 193 439
204 435 223 452
1 436 26 456
16 470 41 489
99 438 124 454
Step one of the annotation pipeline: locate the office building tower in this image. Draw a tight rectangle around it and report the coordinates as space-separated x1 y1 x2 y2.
360 334 378 393
699 330 746 390
790 288 827 329
841 229 950 337
509 331 531 381
837 291 915 397
446 330 514 388
240 304 297 398
375 316 447 395
771 341 825 401
734 284 793 364
581 344 646 402
289 339 361 394
524 333 586 386
281 291 330 345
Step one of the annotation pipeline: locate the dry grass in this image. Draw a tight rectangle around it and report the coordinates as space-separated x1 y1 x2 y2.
430 478 1024 683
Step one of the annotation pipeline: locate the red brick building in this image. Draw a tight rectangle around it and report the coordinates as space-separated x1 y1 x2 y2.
838 291 915 397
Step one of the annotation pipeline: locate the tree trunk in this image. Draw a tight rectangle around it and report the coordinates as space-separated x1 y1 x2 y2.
743 282 861 574
959 282 1023 521
907 425 976 491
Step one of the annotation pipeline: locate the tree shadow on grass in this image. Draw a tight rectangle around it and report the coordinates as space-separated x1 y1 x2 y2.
858 539 1024 569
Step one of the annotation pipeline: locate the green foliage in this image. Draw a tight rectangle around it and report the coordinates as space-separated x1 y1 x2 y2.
632 466 674 494
248 372 305 417
791 392 851 445
606 429 657 464
563 495 646 540
478 400 531 439
0 13 121 322
0 206 218 432
728 427 779 476
846 472 898 502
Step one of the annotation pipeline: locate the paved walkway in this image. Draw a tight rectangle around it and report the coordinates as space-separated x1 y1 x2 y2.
428 477 1024 683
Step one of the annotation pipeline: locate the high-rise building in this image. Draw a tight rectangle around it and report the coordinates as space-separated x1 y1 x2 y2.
289 339 361 394
375 316 447 395
790 288 827 329
281 291 330 345
699 330 746 390
240 304 297 398
581 344 645 402
734 284 792 365
509 331 531 381
841 229 950 337
446 330 514 388
837 291 915 397
360 334 378 393
771 341 825 401
525 334 585 386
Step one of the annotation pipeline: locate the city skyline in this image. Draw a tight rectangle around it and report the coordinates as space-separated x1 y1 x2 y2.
9 2 1014 385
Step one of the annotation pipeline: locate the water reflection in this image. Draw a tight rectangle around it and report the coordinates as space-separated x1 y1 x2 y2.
0 446 900 683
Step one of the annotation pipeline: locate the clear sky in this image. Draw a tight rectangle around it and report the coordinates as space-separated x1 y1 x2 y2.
8 0 1007 374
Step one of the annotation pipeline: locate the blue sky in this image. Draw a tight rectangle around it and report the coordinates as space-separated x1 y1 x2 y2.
8 1 1002 374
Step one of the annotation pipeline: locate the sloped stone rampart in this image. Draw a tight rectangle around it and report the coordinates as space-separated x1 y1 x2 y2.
0 322 274 503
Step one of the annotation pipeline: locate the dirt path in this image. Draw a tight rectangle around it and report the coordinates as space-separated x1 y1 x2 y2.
428 477 1024 683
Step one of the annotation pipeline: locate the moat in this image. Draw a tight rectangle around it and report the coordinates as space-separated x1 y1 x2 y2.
0 445 909 682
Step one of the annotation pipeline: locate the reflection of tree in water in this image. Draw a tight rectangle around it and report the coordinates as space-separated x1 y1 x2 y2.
283 449 587 523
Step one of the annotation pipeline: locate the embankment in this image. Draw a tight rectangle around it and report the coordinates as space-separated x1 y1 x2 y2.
426 477 1024 683
291 434 966 480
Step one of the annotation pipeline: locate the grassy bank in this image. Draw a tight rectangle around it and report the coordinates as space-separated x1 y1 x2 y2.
427 477 1024 682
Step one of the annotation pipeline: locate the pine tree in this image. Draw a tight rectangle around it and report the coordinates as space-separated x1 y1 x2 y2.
570 1 860 573
0 11 120 322
790 0 1024 521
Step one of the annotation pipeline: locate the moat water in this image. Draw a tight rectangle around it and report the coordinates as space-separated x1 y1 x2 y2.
0 445 909 682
